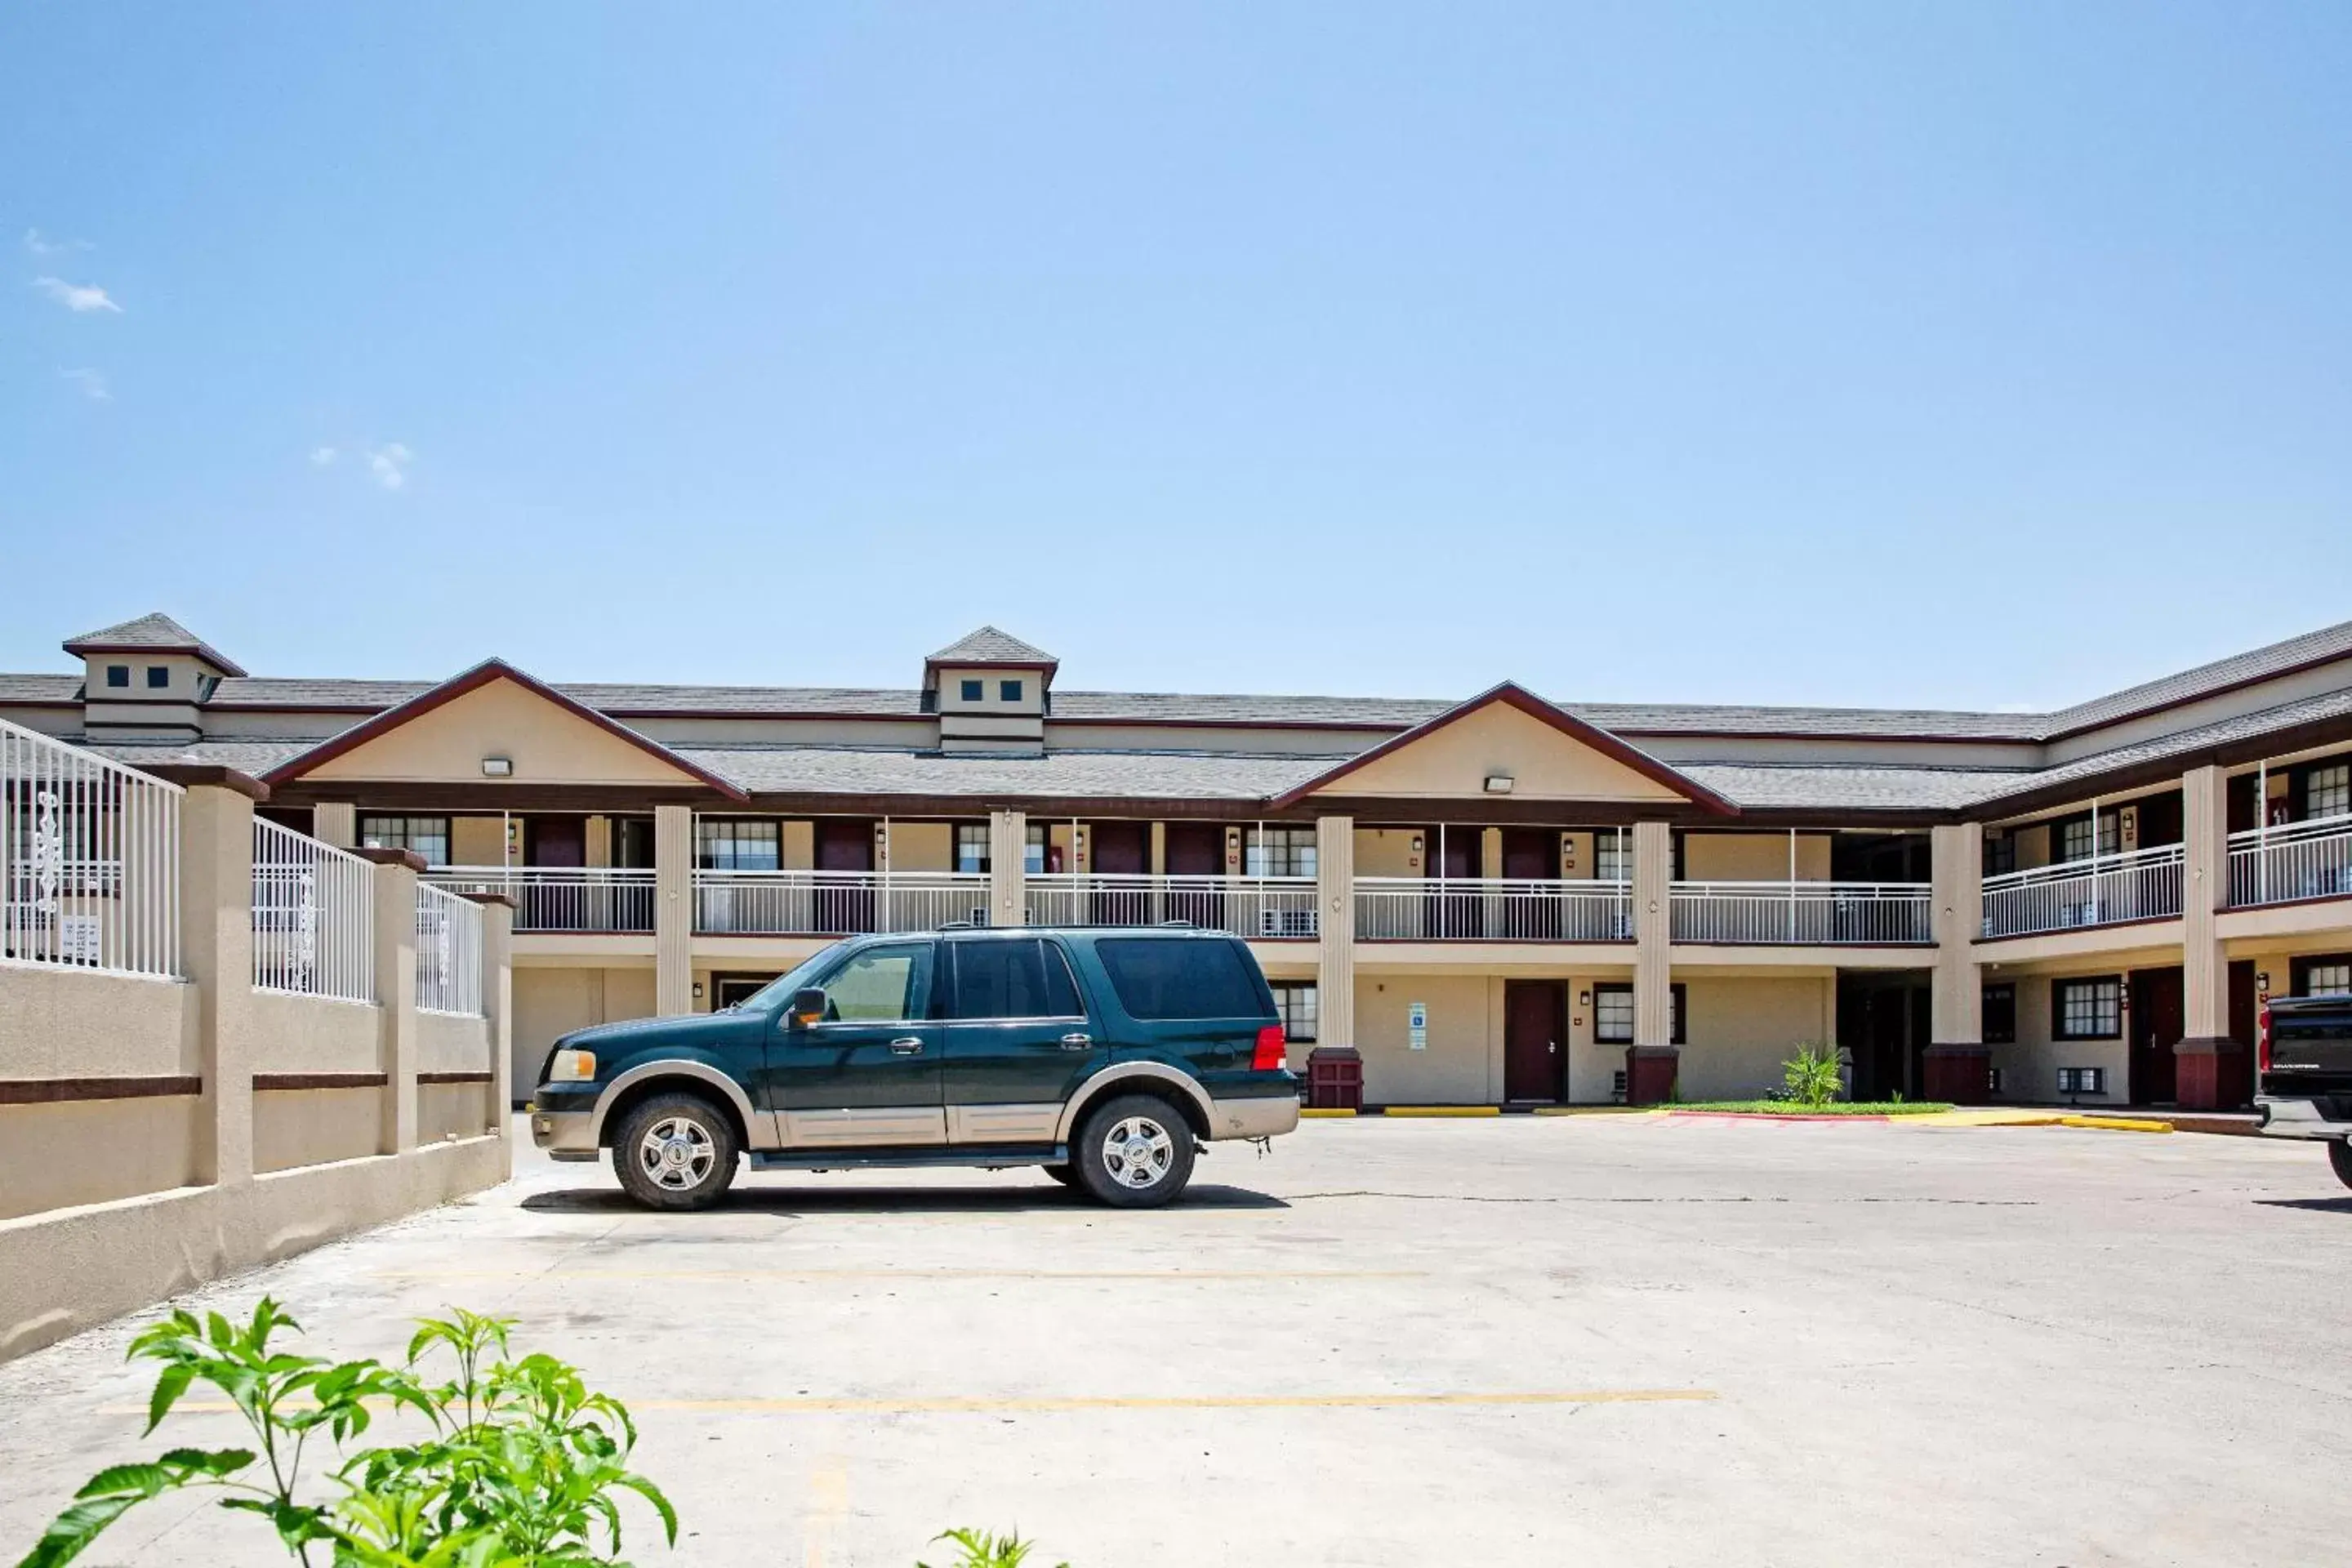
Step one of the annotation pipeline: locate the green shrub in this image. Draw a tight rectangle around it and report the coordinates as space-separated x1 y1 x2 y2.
1780 1042 1844 1108
921 1527 1068 1567
14 1298 674 1568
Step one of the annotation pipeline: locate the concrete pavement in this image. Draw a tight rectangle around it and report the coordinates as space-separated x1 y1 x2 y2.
2 1114 2348 1566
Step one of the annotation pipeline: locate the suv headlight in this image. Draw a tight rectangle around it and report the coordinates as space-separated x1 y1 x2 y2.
547 1049 598 1083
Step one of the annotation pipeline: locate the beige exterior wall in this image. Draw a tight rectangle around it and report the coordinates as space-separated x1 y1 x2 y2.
305 677 702 788
0 968 195 1079
1352 973 1499 1104
888 821 952 872
1677 977 1834 1101
0 1096 203 1220
1314 702 1685 804
1986 967 2127 1105
451 815 506 866
782 819 815 871
511 964 658 1097
1353 826 1425 877
254 1087 381 1174
419 1080 497 1144
246 992 380 1075
1682 833 1832 881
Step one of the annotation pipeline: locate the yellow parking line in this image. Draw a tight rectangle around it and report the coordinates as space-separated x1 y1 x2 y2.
372 1267 1424 1282
115 1388 1716 1418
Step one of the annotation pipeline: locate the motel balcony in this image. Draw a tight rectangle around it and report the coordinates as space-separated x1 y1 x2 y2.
694 868 991 935
1025 872 1321 938
1979 844 2185 939
423 865 657 933
1353 876 1633 942
1670 880 1933 945
2226 812 2352 909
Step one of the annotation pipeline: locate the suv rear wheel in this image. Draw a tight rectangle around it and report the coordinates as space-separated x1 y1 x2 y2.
2329 1138 2352 1192
612 1092 741 1211
1072 1094 1196 1208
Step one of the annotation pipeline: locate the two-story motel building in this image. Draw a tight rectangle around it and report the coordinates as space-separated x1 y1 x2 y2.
9 613 2352 1111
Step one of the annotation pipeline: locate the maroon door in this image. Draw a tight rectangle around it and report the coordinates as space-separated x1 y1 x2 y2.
1503 981 1565 1101
1429 827 1481 938
815 820 875 932
1500 828 1557 940
1163 822 1227 929
1089 822 1149 923
527 817 586 867
2226 960 2259 1108
2129 967 2185 1104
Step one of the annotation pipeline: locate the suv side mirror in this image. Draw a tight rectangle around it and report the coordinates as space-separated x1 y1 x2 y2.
786 987 827 1030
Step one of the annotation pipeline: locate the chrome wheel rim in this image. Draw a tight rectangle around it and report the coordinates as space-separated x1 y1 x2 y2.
637 1116 717 1191
1100 1115 1174 1189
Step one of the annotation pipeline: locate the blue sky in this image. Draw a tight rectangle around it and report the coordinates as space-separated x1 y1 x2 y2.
4 2 2348 713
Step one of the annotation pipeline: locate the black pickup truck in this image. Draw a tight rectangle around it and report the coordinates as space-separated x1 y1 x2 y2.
2256 993 2352 1190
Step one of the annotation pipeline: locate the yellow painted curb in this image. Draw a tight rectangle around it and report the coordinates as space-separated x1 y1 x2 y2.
1901 1110 2066 1128
1299 1107 1357 1119
1532 1105 1659 1117
1381 1105 1503 1118
2059 1114 2174 1134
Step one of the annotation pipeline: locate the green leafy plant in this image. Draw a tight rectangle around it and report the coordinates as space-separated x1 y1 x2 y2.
15 1298 674 1568
920 1528 1067 1568
1780 1042 1844 1108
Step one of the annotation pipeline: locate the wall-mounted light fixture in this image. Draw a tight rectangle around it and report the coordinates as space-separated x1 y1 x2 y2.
481 756 513 777
1483 773 1515 794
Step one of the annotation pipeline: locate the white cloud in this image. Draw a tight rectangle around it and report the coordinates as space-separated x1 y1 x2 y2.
23 229 91 258
310 446 338 466
368 443 413 490
32 276 122 314
60 368 109 401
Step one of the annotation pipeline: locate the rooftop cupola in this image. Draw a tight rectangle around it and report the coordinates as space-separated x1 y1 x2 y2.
63 612 245 743
923 626 1056 755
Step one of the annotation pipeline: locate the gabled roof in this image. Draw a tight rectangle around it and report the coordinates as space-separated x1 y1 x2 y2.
924 626 1058 669
1266 681 1740 815
63 613 247 677
259 657 749 800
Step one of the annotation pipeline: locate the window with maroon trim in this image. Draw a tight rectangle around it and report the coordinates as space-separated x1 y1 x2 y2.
2054 977 2121 1040
1982 983 2016 1045
1592 982 1684 1045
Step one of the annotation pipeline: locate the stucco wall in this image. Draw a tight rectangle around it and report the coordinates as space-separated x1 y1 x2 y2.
1317 702 1685 804
1352 973 1499 1103
247 991 381 1075
1353 826 1426 877
1682 834 1833 882
511 965 656 1100
418 1009 491 1076
254 1087 381 1174
304 677 697 788
1677 977 1834 1100
420 1080 495 1144
1988 971 2126 1105
889 821 952 872
0 968 195 1079
0 1096 203 1219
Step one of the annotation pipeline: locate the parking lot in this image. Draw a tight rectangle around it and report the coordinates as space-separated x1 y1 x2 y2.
3 1114 2348 1566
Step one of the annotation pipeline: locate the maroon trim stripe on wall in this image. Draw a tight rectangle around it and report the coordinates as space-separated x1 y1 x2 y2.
0 1076 202 1105
252 1072 389 1092
418 1071 493 1085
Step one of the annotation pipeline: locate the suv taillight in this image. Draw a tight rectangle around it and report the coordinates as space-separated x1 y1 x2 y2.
1252 1024 1286 1072
2258 1002 2272 1074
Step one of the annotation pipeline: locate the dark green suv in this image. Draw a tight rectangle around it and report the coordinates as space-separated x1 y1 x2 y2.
529 925 1301 1209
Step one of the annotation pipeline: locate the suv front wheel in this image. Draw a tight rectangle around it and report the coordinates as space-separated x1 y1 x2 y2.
2329 1138 2352 1192
1072 1094 1196 1208
612 1092 741 1211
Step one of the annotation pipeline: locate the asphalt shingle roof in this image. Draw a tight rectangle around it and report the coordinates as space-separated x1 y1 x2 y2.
60 613 247 675
925 626 1058 666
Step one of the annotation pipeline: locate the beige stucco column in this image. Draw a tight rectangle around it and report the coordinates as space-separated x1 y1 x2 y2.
1926 822 1990 1102
359 848 421 1155
654 804 693 1014
1314 814 1356 1053
988 808 1027 928
176 777 261 1188
2181 764 2230 1039
1632 820 1673 1046
1929 823 1984 1041
314 801 356 850
462 893 518 1143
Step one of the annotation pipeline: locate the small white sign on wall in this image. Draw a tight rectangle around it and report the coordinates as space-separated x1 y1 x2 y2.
1408 1000 1428 1051
59 914 102 965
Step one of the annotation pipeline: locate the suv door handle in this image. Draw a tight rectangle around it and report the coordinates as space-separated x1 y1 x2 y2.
889 1036 924 1055
1059 1033 1094 1050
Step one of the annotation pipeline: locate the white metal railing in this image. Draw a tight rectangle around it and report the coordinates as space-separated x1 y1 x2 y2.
693 869 990 935
414 880 483 1015
252 817 375 1002
2228 813 2352 908
424 865 656 933
1980 843 2185 938
1353 876 1633 942
1671 880 1932 945
1 716 182 978
1023 873 1320 938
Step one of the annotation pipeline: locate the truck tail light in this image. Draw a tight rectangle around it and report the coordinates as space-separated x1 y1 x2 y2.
1252 1025 1287 1072
2257 1003 2271 1074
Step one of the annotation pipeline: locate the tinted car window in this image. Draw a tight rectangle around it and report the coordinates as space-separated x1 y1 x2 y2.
822 945 926 1022
947 938 1083 1020
1096 938 1267 1020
